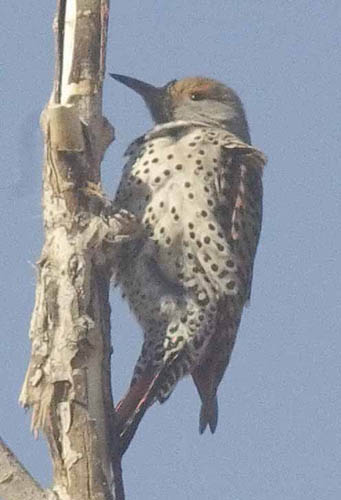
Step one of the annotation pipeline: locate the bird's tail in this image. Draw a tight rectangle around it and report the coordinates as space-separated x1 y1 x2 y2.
199 394 218 434
115 369 161 455
116 347 188 454
192 365 219 434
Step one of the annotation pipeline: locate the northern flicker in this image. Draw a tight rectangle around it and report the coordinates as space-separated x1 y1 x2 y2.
110 73 266 448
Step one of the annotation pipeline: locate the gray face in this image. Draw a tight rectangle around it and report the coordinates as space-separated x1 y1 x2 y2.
170 95 251 144
110 73 251 144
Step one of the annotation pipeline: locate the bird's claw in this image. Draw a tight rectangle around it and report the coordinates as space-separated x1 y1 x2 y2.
107 209 142 242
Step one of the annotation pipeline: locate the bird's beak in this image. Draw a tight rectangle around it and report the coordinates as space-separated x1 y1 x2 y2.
109 73 164 104
110 73 173 123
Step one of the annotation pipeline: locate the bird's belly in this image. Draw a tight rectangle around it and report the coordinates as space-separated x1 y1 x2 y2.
142 181 187 282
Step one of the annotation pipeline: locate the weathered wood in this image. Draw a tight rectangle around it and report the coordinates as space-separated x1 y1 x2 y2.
19 2 131 499
0 437 51 500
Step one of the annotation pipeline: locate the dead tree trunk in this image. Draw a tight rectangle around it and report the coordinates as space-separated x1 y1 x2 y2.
0 2 135 500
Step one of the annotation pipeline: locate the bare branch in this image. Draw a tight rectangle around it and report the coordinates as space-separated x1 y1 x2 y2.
0 437 51 500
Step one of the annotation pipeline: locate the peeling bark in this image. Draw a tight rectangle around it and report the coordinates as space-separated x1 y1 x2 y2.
18 1 130 499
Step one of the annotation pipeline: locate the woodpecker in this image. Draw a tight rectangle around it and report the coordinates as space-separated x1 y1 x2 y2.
110 73 266 444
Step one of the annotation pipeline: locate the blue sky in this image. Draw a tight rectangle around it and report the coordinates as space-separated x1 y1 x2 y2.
1 2 340 499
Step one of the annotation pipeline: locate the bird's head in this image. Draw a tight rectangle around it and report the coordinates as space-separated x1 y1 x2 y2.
110 74 251 143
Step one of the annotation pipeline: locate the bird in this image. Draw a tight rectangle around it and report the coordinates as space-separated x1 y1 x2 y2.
110 73 266 450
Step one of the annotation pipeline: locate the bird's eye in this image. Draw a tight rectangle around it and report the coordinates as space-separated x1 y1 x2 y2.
190 93 204 101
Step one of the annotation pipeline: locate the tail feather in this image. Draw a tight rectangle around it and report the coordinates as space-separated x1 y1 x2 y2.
116 359 179 455
115 373 155 426
116 351 185 454
199 395 218 434
192 367 219 435
116 370 161 455
192 305 239 435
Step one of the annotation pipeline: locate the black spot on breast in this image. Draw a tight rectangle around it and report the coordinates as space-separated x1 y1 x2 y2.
226 280 236 290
